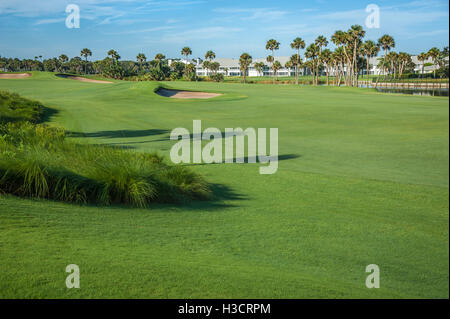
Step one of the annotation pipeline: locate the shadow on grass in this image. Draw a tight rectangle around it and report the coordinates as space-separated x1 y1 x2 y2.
0 106 59 125
77 182 246 212
39 106 59 124
67 129 169 139
183 154 301 166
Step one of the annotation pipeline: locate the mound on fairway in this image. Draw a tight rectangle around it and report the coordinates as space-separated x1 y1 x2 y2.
0 73 31 79
56 74 113 84
156 87 222 99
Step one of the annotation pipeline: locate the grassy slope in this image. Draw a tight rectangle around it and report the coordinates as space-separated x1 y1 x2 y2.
0 72 448 298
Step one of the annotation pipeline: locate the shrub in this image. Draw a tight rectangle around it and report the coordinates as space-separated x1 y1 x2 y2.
210 73 224 82
0 91 44 124
184 72 198 81
170 72 181 81
0 92 211 207
144 68 167 81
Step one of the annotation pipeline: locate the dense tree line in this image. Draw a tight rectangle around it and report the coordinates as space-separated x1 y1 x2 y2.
1 25 448 85
253 25 449 86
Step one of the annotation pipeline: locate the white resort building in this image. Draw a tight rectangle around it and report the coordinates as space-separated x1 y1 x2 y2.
170 55 445 78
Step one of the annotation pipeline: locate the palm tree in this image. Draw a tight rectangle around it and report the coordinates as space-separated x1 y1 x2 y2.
266 39 280 84
427 47 440 78
107 49 120 64
378 34 395 59
377 57 390 84
266 56 274 79
315 35 328 55
239 53 252 83
290 37 306 85
397 52 411 80
154 53 166 70
377 34 395 79
332 30 352 85
184 63 196 79
254 62 265 77
320 49 332 85
417 52 427 78
348 25 365 86
332 47 345 86
205 50 215 62
181 47 192 61
288 54 301 78
361 40 379 86
435 49 448 80
272 61 282 81
80 48 92 74
181 47 192 74
204 50 215 76
202 61 211 76
285 60 293 72
305 43 320 85
58 54 68 72
386 51 398 79
136 53 147 71
209 62 220 75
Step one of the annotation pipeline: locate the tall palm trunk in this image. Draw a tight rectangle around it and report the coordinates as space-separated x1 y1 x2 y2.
271 49 275 84
296 48 300 85
334 64 338 86
366 55 370 87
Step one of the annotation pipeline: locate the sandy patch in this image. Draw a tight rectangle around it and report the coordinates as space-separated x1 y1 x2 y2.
156 88 222 99
56 74 113 84
0 73 31 79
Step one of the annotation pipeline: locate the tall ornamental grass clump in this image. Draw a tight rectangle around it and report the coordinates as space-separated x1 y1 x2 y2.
0 90 44 124
0 92 211 207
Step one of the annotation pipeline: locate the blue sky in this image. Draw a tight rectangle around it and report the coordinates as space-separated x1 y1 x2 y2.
0 0 448 60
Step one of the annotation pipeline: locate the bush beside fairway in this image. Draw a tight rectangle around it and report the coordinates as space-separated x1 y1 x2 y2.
0 72 448 298
0 90 210 206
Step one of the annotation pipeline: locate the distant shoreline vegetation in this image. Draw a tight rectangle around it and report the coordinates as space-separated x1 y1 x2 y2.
0 91 211 207
0 25 448 85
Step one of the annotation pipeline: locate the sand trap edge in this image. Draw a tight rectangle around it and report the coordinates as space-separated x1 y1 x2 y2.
156 87 222 99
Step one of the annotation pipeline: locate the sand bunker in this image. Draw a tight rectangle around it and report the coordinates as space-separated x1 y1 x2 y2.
0 73 31 79
156 88 222 99
56 74 113 84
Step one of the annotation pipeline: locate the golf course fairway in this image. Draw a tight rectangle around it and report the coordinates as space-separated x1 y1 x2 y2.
0 72 448 298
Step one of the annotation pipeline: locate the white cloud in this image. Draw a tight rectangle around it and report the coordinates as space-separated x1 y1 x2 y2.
213 7 288 21
161 26 242 43
103 25 176 35
34 18 66 25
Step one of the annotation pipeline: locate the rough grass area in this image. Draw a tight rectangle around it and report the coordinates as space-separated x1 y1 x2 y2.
0 91 210 206
0 90 44 123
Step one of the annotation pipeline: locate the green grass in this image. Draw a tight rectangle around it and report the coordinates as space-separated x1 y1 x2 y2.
0 71 448 298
